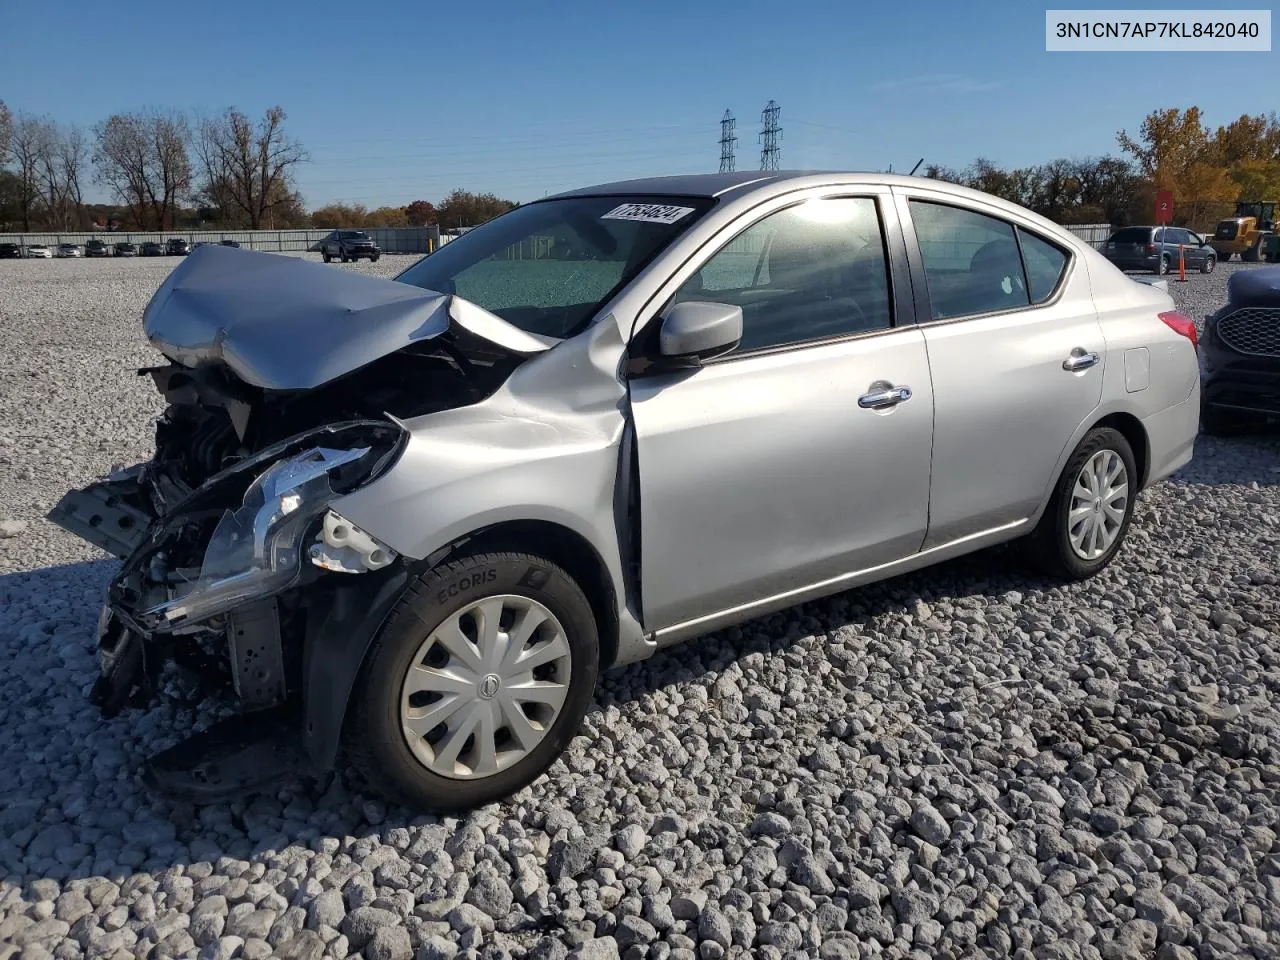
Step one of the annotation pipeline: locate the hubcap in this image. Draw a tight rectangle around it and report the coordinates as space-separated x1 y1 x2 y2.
399 594 572 779
1068 449 1129 561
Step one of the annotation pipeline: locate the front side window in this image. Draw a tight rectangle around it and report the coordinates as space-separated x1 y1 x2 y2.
670 196 893 353
909 200 1029 320
396 195 713 339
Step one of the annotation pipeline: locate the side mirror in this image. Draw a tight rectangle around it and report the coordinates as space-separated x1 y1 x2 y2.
658 301 743 364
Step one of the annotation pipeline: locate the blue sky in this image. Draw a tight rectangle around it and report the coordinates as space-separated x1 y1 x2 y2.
4 0 1276 208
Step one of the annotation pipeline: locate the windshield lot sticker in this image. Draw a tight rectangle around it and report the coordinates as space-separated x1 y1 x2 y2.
602 203 695 225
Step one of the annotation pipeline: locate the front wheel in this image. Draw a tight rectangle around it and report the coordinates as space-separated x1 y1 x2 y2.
1023 427 1137 581
322 251 331 263
371 254 380 262
1201 254 1216 274
344 550 600 812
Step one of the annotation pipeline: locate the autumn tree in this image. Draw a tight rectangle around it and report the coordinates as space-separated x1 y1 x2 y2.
404 199 437 226
196 106 307 229
310 202 370 228
436 188 517 231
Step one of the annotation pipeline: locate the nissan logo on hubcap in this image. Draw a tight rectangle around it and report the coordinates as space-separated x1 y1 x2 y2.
479 674 501 699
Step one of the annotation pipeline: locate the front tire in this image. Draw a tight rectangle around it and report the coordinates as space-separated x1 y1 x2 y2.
322 251 331 263
1024 427 1137 581
345 550 600 812
1201 254 1216 274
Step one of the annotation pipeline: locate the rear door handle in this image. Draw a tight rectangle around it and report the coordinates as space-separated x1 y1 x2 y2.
1063 351 1100 372
858 385 913 409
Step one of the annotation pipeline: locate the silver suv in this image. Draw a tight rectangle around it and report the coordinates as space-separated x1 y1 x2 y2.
52 172 1201 810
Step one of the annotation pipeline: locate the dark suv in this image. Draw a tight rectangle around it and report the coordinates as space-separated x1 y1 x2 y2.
318 230 381 263
0 243 21 260
166 238 191 256
1102 226 1217 275
85 239 110 258
1200 266 1280 434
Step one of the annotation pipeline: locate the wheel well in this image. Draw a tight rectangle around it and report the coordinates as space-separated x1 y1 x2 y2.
446 520 621 668
1093 412 1149 488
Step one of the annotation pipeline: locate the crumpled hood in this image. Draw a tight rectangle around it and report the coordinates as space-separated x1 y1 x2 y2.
142 245 554 390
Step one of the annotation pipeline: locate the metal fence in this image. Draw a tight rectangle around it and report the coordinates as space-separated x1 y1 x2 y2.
1062 223 1113 249
0 227 441 254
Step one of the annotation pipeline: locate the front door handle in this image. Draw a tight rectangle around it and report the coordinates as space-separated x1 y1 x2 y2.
858 384 913 410
1063 350 1101 372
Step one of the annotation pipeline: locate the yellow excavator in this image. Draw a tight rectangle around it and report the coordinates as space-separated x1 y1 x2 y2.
1210 200 1275 262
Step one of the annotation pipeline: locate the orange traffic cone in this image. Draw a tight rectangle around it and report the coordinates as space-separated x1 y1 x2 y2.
1178 245 1187 282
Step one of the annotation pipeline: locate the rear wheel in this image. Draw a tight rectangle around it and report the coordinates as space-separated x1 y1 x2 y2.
344 549 600 811
1243 239 1263 263
1157 256 1170 275
1023 428 1137 581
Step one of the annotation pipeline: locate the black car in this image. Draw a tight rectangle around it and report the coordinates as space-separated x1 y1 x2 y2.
85 239 110 258
114 242 137 257
141 241 165 257
166 238 191 256
1102 225 1217 275
0 242 21 259
219 240 241 248
318 230 381 263
1200 266 1280 434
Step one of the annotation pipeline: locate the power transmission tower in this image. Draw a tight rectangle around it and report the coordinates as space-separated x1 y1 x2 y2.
718 110 737 173
759 100 782 170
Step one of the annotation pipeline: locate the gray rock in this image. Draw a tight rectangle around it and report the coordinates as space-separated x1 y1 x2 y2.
342 907 402 950
308 889 346 930
275 930 326 960
569 940 621 960
909 804 951 846
366 925 413 960
0 519 28 538
416 935 460 960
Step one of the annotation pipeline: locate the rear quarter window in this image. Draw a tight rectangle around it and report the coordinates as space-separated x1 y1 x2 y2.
1017 229 1070 303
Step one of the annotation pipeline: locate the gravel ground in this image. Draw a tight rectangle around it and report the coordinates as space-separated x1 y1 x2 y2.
0 255 1278 960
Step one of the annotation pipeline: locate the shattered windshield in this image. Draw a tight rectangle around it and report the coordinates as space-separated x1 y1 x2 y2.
395 195 714 339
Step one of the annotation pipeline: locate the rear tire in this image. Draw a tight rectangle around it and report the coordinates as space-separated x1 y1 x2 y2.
344 549 600 812
1243 240 1262 263
1157 256 1170 275
1023 428 1137 581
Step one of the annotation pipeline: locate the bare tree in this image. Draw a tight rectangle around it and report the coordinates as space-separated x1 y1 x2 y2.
58 125 89 229
93 110 191 229
196 106 307 229
0 100 12 166
9 112 49 231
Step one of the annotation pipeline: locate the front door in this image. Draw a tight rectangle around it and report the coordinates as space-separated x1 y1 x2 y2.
897 192 1106 547
627 195 935 632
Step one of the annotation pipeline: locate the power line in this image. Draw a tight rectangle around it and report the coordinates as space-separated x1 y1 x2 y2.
718 110 737 173
759 100 782 171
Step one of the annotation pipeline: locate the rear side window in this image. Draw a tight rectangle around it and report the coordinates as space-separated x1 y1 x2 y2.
1017 228 1069 303
1110 227 1151 243
909 200 1029 320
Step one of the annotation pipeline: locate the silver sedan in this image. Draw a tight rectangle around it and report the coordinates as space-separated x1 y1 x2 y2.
54 172 1200 810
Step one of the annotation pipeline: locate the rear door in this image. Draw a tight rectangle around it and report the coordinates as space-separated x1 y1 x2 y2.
895 189 1106 548
628 189 935 632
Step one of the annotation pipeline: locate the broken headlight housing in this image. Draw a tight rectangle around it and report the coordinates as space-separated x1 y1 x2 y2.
146 441 400 628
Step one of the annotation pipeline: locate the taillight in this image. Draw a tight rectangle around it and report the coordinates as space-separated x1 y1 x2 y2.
1159 310 1198 351
1145 243 1156 253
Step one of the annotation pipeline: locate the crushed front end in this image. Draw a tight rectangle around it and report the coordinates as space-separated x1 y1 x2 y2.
46 246 541 801
51 415 407 799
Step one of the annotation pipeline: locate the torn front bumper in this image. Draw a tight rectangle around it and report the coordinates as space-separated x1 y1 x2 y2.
50 420 407 712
